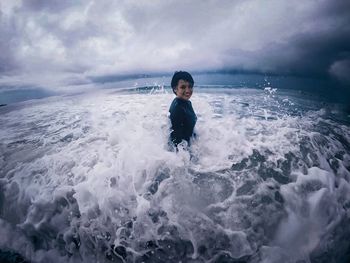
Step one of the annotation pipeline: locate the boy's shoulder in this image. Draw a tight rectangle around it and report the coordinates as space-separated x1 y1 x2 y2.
169 98 187 113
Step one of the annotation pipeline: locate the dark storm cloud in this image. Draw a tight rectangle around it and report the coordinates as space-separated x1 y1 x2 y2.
290 28 350 77
222 22 350 78
215 0 350 83
0 0 349 89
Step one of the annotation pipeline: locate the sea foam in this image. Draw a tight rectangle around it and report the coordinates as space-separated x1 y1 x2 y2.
0 87 349 262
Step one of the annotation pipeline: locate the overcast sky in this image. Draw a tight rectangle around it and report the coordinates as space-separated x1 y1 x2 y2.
1 0 349 89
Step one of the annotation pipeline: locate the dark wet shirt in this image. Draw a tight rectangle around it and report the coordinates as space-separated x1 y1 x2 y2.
169 97 197 146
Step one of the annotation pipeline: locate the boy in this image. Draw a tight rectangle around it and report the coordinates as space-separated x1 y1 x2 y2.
169 71 197 148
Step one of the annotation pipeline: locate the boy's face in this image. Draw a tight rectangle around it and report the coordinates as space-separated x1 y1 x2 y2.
175 79 193 100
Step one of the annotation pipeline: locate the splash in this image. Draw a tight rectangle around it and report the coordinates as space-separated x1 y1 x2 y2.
0 87 349 262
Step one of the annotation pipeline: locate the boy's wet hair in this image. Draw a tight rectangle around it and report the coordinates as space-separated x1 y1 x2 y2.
171 71 194 94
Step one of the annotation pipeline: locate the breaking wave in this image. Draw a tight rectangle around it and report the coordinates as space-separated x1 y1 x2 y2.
0 86 349 262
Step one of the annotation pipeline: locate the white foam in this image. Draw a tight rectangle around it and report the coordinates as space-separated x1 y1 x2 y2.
272 166 347 262
0 87 349 262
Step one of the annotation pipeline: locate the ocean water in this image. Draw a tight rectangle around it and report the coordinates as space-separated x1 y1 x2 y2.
0 84 350 263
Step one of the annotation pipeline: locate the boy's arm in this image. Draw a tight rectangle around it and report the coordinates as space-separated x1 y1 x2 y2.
170 106 186 145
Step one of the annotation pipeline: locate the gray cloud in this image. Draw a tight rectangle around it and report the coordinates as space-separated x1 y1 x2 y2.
22 0 76 12
0 0 349 89
0 7 20 73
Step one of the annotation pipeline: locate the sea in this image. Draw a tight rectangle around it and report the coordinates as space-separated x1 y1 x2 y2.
0 73 349 263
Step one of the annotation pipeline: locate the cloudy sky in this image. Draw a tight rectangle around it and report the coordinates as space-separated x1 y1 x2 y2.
1 0 349 89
